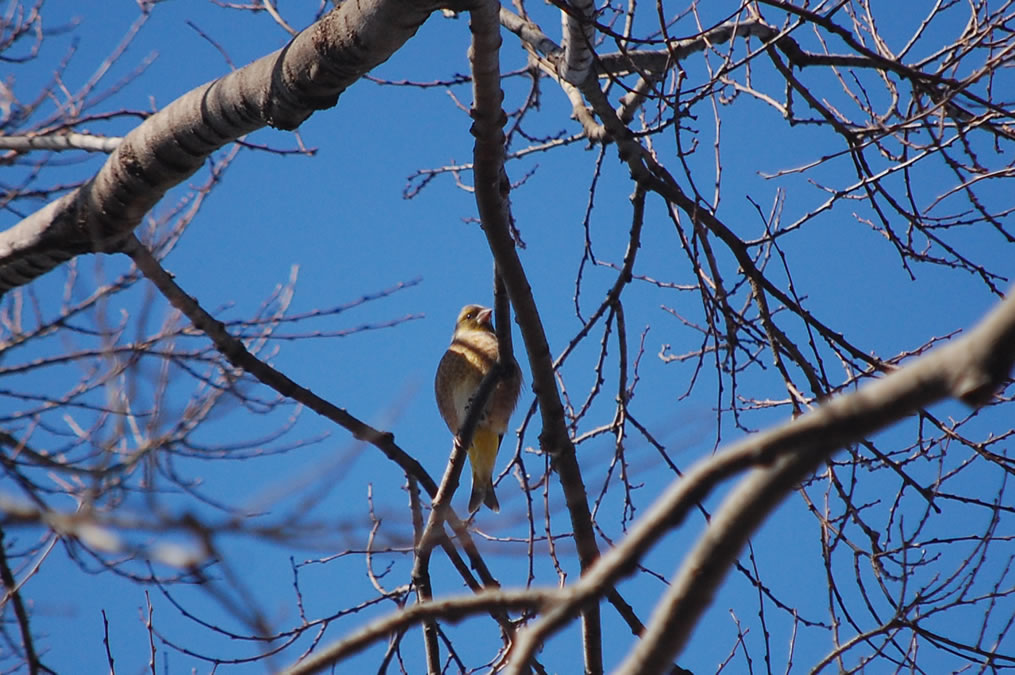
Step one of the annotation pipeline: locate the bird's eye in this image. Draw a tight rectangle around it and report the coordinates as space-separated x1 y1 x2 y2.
466 311 475 320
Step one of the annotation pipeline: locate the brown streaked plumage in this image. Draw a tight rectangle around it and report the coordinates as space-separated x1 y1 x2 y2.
435 304 521 512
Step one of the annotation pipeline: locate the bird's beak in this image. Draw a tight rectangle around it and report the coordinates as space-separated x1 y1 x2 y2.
476 308 493 326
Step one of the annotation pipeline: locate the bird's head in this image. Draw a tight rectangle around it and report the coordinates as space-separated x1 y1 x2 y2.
455 304 494 335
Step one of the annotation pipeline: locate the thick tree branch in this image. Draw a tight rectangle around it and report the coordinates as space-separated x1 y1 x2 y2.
616 289 1015 672
279 587 557 675
558 0 595 85
0 0 439 295
508 287 1015 673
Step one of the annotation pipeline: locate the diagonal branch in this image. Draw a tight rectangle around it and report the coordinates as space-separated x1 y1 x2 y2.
507 287 1015 673
121 233 504 604
0 0 439 295
279 587 558 675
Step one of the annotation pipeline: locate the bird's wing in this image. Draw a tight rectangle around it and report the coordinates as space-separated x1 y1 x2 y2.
435 346 484 433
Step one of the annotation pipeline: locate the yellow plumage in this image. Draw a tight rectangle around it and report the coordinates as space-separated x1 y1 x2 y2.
435 304 521 512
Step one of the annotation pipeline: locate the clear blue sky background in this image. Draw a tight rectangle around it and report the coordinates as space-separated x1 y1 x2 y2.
4 2 1012 673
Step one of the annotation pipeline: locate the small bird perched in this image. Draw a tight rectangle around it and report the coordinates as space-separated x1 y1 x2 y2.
435 304 521 512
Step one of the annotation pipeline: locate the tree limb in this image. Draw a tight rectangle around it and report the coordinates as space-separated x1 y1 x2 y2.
0 0 439 295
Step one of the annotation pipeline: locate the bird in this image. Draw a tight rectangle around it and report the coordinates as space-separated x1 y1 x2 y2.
435 304 521 512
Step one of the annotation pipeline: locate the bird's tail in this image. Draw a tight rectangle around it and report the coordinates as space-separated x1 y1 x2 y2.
468 428 501 513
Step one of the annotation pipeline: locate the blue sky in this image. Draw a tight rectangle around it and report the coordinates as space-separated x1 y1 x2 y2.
3 2 1014 673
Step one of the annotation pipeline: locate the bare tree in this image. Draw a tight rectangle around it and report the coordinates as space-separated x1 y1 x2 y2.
2 1 1014 673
